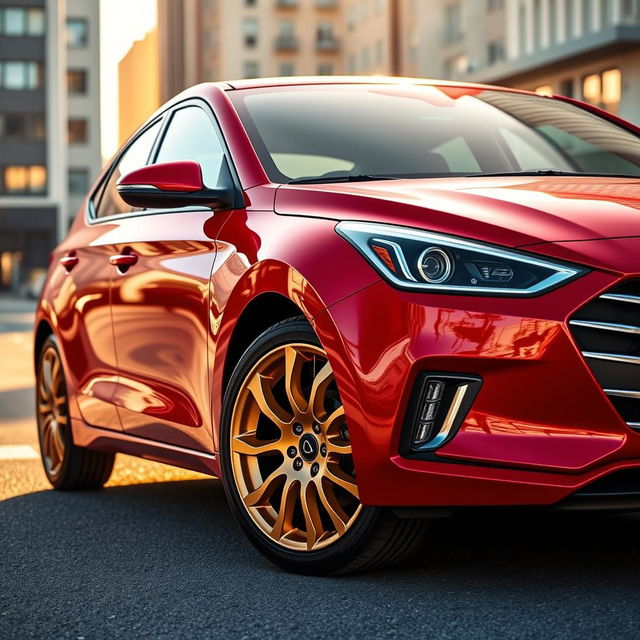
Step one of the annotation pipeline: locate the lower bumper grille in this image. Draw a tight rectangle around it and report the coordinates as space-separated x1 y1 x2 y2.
569 280 640 431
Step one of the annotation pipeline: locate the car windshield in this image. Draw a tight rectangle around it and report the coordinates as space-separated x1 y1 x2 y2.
228 83 640 183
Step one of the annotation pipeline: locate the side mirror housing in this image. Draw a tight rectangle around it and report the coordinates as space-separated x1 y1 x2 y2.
116 159 242 210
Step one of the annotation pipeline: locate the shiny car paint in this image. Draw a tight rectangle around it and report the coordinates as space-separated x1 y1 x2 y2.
35 78 640 508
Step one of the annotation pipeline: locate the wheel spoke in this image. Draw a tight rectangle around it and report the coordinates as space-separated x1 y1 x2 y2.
233 431 282 456
309 361 333 420
326 438 352 455
243 466 286 508
50 356 61 394
315 479 348 535
325 464 359 498
284 345 308 415
38 401 52 415
247 373 290 429
56 413 68 426
271 478 299 541
322 405 345 432
301 482 324 550
50 422 65 461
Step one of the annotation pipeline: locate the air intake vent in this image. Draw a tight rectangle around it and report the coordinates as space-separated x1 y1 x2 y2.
569 280 640 431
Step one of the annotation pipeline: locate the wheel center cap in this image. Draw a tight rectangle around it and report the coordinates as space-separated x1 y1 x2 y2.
299 434 319 461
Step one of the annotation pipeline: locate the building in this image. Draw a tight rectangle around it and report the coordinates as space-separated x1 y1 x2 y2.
156 0 344 102
66 0 101 225
118 28 160 145
0 0 101 294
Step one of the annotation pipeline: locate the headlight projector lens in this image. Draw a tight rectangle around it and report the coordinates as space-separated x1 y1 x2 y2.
418 247 453 284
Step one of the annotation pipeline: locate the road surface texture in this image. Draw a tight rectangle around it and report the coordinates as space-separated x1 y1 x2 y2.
2 293 640 639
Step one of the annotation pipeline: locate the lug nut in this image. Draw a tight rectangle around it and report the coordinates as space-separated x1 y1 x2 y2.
287 446 297 458
293 423 303 435
312 423 321 434
293 457 303 471
320 444 327 457
310 462 320 477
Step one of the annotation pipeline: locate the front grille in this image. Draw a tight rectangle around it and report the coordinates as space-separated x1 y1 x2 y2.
569 280 640 431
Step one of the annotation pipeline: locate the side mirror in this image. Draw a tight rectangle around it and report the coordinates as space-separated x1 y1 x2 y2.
116 159 242 210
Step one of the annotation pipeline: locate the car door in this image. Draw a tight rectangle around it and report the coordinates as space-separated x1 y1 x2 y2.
63 119 163 430
110 102 233 452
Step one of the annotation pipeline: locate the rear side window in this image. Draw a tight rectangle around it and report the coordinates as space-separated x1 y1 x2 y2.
155 106 226 188
93 120 162 219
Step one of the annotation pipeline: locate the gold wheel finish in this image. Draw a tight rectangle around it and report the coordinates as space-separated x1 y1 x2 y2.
230 343 362 551
37 345 68 479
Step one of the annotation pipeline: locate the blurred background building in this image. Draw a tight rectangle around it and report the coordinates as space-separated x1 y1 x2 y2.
1 0 640 293
0 0 100 294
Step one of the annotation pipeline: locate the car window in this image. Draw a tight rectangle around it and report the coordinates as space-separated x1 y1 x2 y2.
271 153 354 179
229 85 640 182
431 136 481 173
94 120 162 219
155 106 226 188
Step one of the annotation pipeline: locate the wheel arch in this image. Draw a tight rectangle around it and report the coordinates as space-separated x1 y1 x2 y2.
221 291 305 395
34 318 53 370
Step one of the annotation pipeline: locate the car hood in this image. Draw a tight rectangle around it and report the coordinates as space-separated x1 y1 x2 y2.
275 176 640 248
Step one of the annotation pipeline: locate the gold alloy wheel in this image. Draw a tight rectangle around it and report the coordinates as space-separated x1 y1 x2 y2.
230 343 362 551
37 345 68 478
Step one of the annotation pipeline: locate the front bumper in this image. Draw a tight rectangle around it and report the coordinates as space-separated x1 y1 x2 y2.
318 267 640 507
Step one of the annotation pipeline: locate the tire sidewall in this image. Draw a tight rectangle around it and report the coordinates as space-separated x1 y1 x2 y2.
219 318 382 575
36 334 74 488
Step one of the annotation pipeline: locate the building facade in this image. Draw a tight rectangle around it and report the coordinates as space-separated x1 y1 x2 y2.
156 0 344 103
0 0 101 293
118 28 160 145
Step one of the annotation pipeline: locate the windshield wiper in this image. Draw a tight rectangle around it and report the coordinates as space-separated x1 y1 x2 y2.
288 174 401 185
464 170 640 179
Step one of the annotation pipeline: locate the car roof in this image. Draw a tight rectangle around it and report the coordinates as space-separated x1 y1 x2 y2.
219 75 535 96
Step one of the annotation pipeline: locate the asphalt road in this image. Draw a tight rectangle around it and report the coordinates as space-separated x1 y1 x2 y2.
2 295 640 639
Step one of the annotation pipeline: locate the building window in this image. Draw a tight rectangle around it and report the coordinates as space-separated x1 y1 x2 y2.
0 61 44 90
549 0 558 42
316 21 337 48
443 53 469 79
487 39 505 64
67 69 88 94
2 165 46 195
245 0 257 5
279 62 295 76
0 113 45 141
68 119 88 144
560 78 575 98
582 68 622 113
347 54 356 74
0 7 45 36
68 168 90 195
66 18 88 47
361 46 371 72
243 61 259 79
444 3 462 44
534 84 554 96
317 63 333 75
243 17 258 47
488 0 504 9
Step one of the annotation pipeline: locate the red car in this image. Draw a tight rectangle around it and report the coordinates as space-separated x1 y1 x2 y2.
35 77 640 574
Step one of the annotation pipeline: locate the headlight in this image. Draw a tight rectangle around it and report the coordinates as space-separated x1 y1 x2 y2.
336 221 587 296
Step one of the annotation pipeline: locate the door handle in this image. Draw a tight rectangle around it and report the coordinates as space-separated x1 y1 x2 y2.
59 255 79 271
109 253 138 268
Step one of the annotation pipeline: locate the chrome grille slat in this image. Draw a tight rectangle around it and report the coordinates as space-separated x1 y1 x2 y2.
570 280 640 431
569 319 640 335
604 389 640 399
583 352 640 365
600 293 640 305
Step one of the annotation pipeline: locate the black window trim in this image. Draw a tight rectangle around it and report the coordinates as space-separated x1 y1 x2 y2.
86 97 243 226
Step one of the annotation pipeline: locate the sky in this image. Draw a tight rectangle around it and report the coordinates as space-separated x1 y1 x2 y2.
100 0 157 160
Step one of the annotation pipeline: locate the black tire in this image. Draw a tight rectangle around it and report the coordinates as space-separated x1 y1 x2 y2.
36 335 115 490
220 317 428 575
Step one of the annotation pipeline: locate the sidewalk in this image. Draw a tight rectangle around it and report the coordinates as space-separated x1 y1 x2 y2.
0 293 36 333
